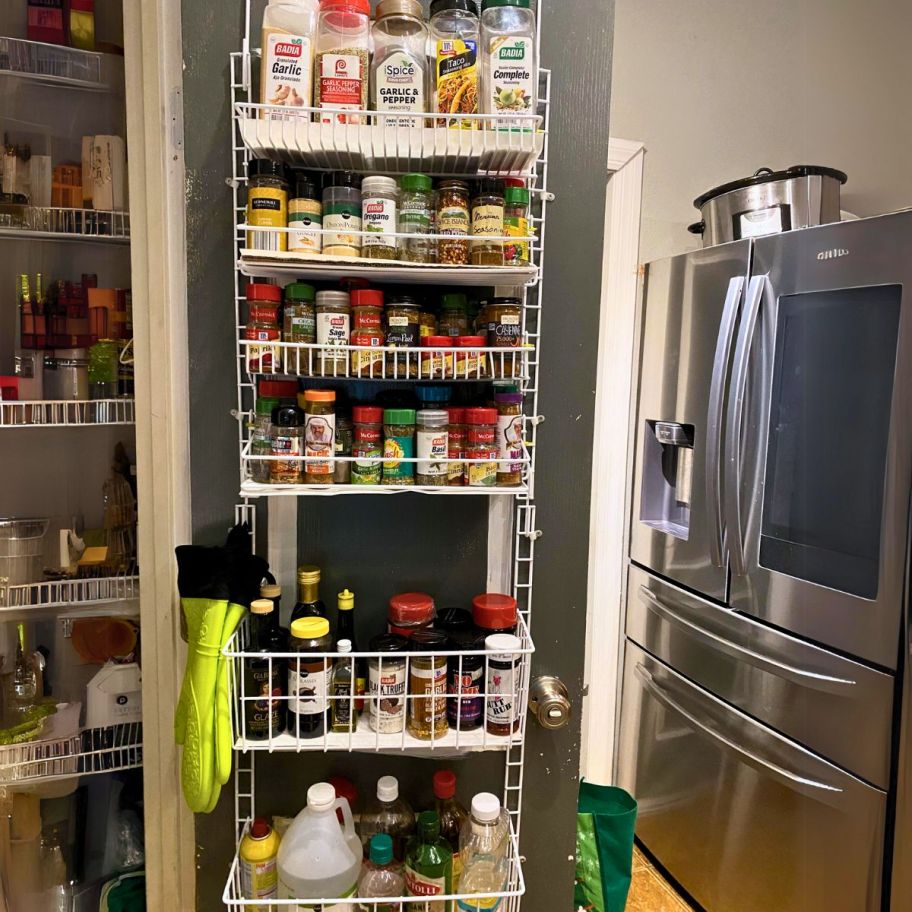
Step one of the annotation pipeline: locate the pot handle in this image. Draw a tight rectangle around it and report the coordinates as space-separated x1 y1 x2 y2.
687 221 705 235
754 167 774 177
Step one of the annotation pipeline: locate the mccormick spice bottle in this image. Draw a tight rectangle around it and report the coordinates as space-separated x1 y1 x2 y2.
246 283 283 373
464 407 498 486
446 407 466 485
430 0 480 129
351 405 383 484
472 592 518 636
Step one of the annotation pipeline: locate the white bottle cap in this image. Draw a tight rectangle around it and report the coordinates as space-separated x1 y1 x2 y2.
471 792 502 822
308 782 337 811
377 775 399 802
337 639 352 653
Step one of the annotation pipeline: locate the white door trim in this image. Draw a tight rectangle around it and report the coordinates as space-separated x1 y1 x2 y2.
122 1 195 907
580 138 645 784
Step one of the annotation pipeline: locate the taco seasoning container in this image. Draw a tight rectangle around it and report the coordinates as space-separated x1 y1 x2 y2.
315 289 350 376
454 335 488 379
420 336 453 380
322 171 362 257
495 392 524 485
362 176 400 260
370 0 429 128
271 400 305 484
247 159 290 252
472 592 518 636
334 412 353 483
383 408 416 484
288 172 323 254
351 404 383 484
416 409 449 486
407 629 449 740
470 178 505 265
314 0 370 124
485 633 522 735
389 592 436 639
436 180 471 265
447 407 466 485
245 284 283 373
368 633 409 733
385 297 421 378
503 186 531 265
301 389 336 483
430 0 480 129
480 0 537 119
287 617 334 739
465 406 498 486
398 173 434 264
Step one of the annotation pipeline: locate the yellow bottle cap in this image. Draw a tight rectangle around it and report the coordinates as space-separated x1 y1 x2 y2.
250 599 274 615
297 565 321 584
338 589 355 611
290 617 330 640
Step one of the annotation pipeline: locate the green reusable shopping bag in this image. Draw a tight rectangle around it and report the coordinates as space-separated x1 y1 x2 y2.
574 780 637 912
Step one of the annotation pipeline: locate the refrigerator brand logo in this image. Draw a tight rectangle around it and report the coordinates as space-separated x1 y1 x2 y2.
817 247 850 261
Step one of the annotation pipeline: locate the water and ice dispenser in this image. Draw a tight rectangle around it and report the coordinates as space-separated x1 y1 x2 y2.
639 421 694 540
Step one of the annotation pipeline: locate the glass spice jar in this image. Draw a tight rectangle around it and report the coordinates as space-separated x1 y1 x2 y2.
416 408 449 486
301 388 336 484
407 629 449 741
350 288 385 377
322 171 363 257
436 179 470 265
383 407 416 485
315 290 351 376
334 411 353 484
245 283 283 373
314 0 371 124
470 178 505 265
246 159 290 252
495 392 524 486
447 406 466 486
472 592 518 636
398 173 434 264
282 282 317 373
288 172 323 255
485 296 522 377
388 591 436 639
385 297 421 379
362 176 400 260
351 405 383 485
420 336 453 380
503 185 531 266
439 292 469 337
464 406 498 486
250 395 278 484
485 633 522 736
419 310 438 338
454 334 488 379
270 400 306 484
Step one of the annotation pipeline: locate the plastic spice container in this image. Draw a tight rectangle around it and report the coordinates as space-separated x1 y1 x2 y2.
416 409 449 485
385 297 421 378
454 335 488 379
480 0 537 119
486 296 522 377
383 408 416 485
464 406 498 486
436 180 470 265
246 283 283 373
322 171 362 257
447 406 466 485
282 282 317 359
388 591 436 638
287 617 334 739
351 288 385 330
495 392 524 485
301 389 336 483
288 172 323 254
351 404 383 484
368 633 410 733
420 336 454 380
472 592 518 635
270 400 306 484
247 159 290 252
407 629 449 740
315 290 351 376
314 0 370 124
485 632 522 735
419 310 438 338
470 178 505 265
371 0 429 127
446 632 484 730
398 173 434 263
503 186 530 265
334 412 353 483
430 0 480 129
362 176 399 260
350 326 385 377
439 292 469 336
250 396 277 483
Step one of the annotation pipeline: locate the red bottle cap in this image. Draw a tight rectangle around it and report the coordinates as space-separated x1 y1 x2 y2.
447 407 465 423
250 817 271 839
433 770 457 800
330 776 359 810
422 335 453 348
456 335 486 348
321 0 370 12
246 283 282 303
353 405 384 424
388 591 435 625
259 379 299 398
464 407 498 425
351 288 384 309
472 593 518 630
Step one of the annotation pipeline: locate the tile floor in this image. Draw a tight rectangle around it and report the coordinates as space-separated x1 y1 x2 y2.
626 846 695 911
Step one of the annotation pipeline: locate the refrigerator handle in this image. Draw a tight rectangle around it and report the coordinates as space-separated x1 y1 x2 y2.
705 276 745 568
724 274 767 576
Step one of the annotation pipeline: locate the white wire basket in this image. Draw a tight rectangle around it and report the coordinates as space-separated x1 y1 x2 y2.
0 206 131 242
0 37 105 89
0 573 140 611
0 399 135 428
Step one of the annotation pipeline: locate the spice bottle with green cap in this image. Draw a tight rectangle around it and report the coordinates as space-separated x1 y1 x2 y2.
398 173 434 263
480 0 537 121
282 282 317 355
439 292 469 336
383 408 416 485
503 185 530 265
288 172 322 254
323 171 363 257
362 176 400 260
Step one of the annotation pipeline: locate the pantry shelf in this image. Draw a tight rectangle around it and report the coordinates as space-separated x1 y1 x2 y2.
0 36 108 90
239 480 530 498
0 574 140 613
0 207 131 243
0 399 135 428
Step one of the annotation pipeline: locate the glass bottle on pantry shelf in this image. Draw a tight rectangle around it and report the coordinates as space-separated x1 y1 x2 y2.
437 180 471 265
244 598 288 740
385 296 422 378
246 283 283 373
361 775 416 861
430 0 480 130
470 178 505 265
398 173 434 264
260 0 318 117
480 0 537 122
288 172 323 254
485 633 522 736
330 639 361 734
495 391 523 485
457 793 510 904
13 623 38 717
404 811 454 910
314 0 370 124
250 395 278 484
301 388 336 483
322 171 363 257
416 409 450 486
247 159 290 251
434 770 469 884
485 297 522 377
503 185 531 265
286 617 334 740
282 282 317 370
407 629 449 740
291 564 327 623
362 176 400 260
335 587 366 703
371 0 429 127
472 592 517 636
383 408 417 485
270 399 306 484
359 833 405 907
260 578 283 621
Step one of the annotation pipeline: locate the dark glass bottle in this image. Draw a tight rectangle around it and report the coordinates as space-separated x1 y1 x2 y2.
244 598 288 739
286 616 333 739
433 770 469 885
290 564 326 624
336 588 366 710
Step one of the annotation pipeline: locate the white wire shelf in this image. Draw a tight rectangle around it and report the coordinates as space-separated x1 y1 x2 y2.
0 722 143 785
0 207 130 243
240 480 529 498
0 574 140 612
0 399 135 427
224 816 525 908
0 37 107 90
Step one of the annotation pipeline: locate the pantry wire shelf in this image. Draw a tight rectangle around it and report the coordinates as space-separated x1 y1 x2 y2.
0 573 139 612
0 206 130 242
0 37 106 90
0 398 135 427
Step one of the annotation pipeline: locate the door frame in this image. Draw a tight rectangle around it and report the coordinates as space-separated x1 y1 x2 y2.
580 139 645 783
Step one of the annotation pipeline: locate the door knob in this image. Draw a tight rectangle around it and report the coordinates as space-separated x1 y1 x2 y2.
528 675 572 730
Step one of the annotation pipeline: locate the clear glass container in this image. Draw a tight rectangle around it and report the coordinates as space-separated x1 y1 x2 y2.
439 292 469 336
315 289 351 375
322 171 362 257
270 401 306 484
370 0 429 128
470 178 505 265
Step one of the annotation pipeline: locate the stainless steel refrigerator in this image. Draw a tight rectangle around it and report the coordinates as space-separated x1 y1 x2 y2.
617 210 912 912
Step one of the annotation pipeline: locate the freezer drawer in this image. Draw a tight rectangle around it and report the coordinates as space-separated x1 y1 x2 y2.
618 642 886 912
626 564 894 788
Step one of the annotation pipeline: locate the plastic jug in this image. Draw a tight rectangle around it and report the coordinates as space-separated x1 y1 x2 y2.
278 782 361 908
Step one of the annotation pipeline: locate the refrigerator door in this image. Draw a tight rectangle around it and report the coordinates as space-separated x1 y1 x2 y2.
618 641 887 912
726 212 912 669
630 240 751 600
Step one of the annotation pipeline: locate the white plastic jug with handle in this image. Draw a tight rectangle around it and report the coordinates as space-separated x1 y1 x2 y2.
277 782 361 910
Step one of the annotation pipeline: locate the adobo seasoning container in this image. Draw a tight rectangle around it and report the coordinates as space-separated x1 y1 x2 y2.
388 591 436 638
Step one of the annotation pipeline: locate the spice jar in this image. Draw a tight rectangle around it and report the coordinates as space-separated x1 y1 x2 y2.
420 336 454 380
323 171 362 257
430 0 480 129
314 0 371 124
495 392 523 485
503 186 530 265
485 633 522 736
270 400 306 484
446 632 484 731
334 412 353 483
416 409 449 486
287 617 334 739
351 288 384 330
485 296 522 377
383 407 416 484
351 404 383 484
246 283 283 373
447 406 466 485
385 296 421 378
247 159 290 252
419 310 438 338
388 591 436 638
436 180 470 265
350 288 385 376
315 289 351 376
398 173 434 264
250 396 277 483
301 389 336 484
415 385 452 410
371 0 430 127
368 633 409 733
464 406 498 486
407 629 449 741
288 172 323 255
46 352 89 400
439 292 469 336
470 178 505 265
362 176 399 260
282 282 317 369
454 335 488 379
472 592 518 636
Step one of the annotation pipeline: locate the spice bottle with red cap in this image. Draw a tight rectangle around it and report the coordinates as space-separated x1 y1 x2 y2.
246 284 283 373
472 592 518 636
351 405 383 484
464 407 498 486
388 591 436 638
314 0 371 124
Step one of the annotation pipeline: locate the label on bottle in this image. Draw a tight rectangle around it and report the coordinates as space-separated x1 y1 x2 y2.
278 879 356 911
457 895 501 911
323 210 362 254
375 51 426 127
409 662 448 725
471 204 504 249
383 433 415 482
369 661 407 732
352 440 382 484
288 658 332 716
486 36 535 117
246 188 287 252
504 214 529 265
244 661 282 737
240 853 278 902
486 657 519 728
286 310 316 341
272 433 303 459
385 316 419 348
435 38 478 128
262 29 313 118
316 311 350 347
447 661 483 726
497 413 524 475
317 51 366 123
305 411 335 476
467 447 498 486
417 427 449 477
438 205 469 236
362 196 398 248
404 865 446 901
288 200 323 253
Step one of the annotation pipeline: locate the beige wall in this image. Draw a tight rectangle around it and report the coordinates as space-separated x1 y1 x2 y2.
610 0 912 263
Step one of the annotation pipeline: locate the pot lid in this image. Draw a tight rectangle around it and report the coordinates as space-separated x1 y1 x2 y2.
693 165 848 210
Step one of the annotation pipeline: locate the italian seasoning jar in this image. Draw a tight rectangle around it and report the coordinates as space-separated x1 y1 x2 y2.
282 282 317 374
465 406 498 486
383 407 416 485
407 629 449 741
247 159 290 252
288 172 323 255
398 173 434 263
436 180 470 265
416 408 449 485
352 405 383 484
323 171 363 257
362 176 400 260
470 178 505 265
